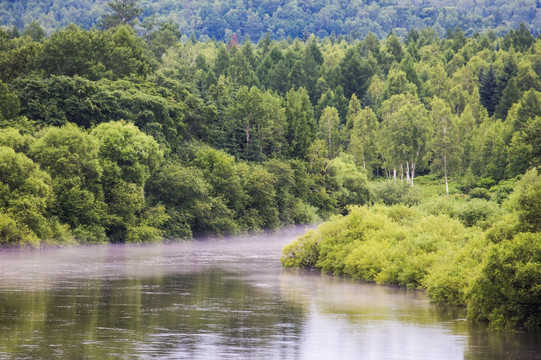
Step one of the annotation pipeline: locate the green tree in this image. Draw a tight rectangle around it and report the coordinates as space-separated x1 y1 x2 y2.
429 97 462 196
382 68 417 101
346 96 378 172
505 168 541 233
237 162 280 230
191 147 246 216
467 232 541 330
380 94 430 186
225 86 286 161
29 124 107 241
0 146 58 245
99 0 143 29
147 162 236 238
479 65 499 117
284 87 316 158
0 80 19 121
318 106 341 158
494 78 521 120
22 21 45 41
326 154 370 212
91 121 164 242
147 20 182 59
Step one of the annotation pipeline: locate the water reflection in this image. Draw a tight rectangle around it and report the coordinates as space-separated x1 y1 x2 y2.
0 227 540 359
0 270 306 359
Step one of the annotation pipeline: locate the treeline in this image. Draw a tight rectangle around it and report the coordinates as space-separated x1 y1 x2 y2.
282 168 541 331
1 0 540 40
1 21 541 245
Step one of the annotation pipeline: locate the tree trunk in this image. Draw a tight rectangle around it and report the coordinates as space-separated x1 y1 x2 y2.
245 124 250 156
411 163 415 187
406 161 411 184
443 155 449 197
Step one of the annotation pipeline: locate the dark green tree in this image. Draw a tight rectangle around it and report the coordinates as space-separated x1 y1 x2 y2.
284 87 316 158
22 21 45 41
494 78 521 120
99 0 143 29
479 66 499 116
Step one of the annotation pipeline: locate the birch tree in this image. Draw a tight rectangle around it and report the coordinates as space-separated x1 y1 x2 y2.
318 106 341 159
346 97 379 172
379 93 429 185
428 97 462 196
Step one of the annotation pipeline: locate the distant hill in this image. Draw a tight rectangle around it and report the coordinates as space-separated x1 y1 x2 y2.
1 0 540 40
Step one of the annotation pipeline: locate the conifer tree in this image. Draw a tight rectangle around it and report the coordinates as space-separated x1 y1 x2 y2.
479 65 498 116
99 0 142 30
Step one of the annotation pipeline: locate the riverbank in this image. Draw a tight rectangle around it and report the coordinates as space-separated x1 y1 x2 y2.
282 169 541 331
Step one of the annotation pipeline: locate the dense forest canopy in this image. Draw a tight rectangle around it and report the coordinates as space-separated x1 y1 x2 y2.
1 0 541 40
1 17 540 246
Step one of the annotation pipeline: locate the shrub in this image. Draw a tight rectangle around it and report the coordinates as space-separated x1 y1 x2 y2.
466 232 541 330
370 180 420 206
457 198 501 229
281 229 320 269
469 187 491 200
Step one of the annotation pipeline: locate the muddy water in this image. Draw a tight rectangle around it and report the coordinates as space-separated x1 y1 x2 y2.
0 226 539 359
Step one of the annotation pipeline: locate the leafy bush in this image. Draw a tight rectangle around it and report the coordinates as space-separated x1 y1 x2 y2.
370 180 420 206
0 212 39 247
469 187 491 200
504 168 541 233
466 232 541 330
281 229 320 269
457 198 501 229
424 234 487 305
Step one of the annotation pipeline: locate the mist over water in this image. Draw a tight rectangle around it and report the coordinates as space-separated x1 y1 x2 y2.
0 226 540 359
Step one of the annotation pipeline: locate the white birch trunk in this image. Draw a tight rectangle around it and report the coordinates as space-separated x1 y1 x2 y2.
444 154 449 197
406 161 411 184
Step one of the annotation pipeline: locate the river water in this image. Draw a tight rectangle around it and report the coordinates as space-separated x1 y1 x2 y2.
0 226 539 359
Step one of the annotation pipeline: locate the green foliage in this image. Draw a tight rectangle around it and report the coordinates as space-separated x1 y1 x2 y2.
370 180 420 206
424 234 487 304
326 154 370 211
224 86 286 161
283 204 483 289
99 0 142 30
148 162 236 238
469 187 491 200
504 168 541 233
284 87 315 158
281 229 320 269
0 145 63 245
0 212 39 247
3 0 541 42
90 121 164 242
466 232 541 330
91 121 163 187
0 80 19 121
37 24 155 80
457 198 501 229
283 170 541 330
29 124 107 239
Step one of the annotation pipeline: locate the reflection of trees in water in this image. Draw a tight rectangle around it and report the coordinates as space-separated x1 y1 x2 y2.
280 269 468 325
463 324 541 360
0 270 306 359
279 269 541 360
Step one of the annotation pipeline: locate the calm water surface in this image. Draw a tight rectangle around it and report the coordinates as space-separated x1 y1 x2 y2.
0 226 540 359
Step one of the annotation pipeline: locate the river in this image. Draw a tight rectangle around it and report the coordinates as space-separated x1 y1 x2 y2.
0 226 539 359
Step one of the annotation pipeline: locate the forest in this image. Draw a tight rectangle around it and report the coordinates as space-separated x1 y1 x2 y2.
0 0 540 41
1 0 541 331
